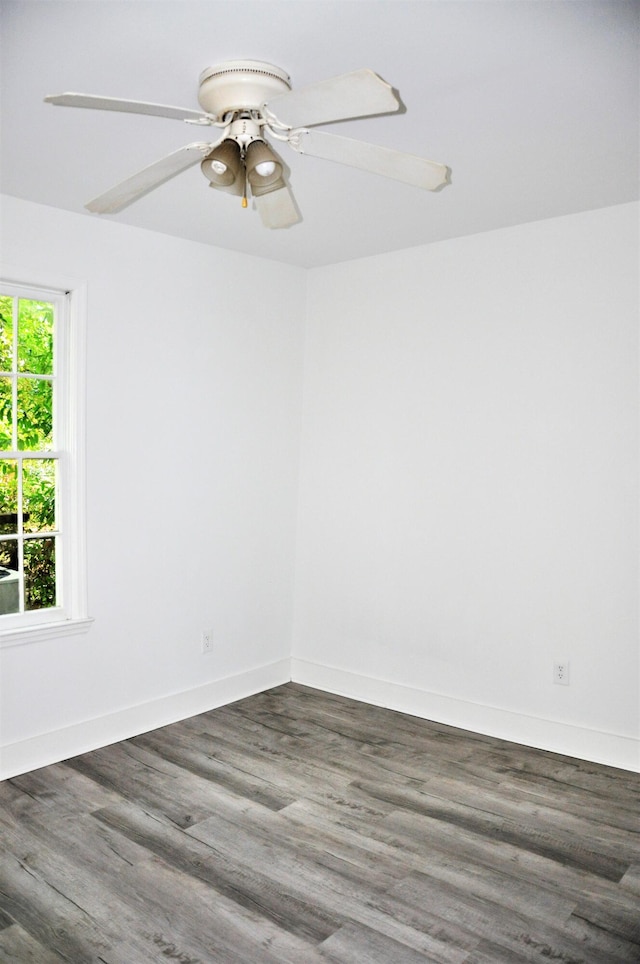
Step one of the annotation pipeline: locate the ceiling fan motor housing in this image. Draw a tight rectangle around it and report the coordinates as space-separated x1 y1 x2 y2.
198 60 291 118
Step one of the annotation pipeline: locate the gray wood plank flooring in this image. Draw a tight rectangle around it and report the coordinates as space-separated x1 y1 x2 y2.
1 683 638 963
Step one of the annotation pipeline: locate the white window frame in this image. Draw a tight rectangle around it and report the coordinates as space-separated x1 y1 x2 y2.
0 266 92 646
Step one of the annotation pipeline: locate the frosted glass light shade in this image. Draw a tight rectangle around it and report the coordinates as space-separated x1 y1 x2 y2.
201 140 241 186
246 141 284 197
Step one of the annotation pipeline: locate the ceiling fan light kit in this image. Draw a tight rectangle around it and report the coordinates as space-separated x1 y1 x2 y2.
45 59 450 229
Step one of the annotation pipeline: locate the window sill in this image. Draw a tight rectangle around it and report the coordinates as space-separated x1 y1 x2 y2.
0 617 94 648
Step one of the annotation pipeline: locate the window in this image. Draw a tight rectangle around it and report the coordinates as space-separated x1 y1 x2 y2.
0 275 90 644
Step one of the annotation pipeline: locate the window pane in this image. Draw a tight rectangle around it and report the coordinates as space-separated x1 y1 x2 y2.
0 460 18 534
17 377 53 450
0 377 12 450
0 296 13 372
23 459 57 532
18 299 54 375
0 540 20 615
24 537 56 611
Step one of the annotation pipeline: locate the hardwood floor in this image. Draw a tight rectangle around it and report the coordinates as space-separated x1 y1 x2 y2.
1 683 639 963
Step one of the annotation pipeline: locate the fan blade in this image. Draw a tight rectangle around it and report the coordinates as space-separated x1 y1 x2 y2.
85 142 215 213
264 68 399 130
254 182 301 229
290 129 450 191
45 92 213 124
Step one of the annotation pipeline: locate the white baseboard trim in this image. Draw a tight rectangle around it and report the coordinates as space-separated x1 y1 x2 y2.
290 658 640 773
0 658 291 780
4 657 637 779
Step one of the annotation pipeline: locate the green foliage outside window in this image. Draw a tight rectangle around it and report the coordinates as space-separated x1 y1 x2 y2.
0 295 57 614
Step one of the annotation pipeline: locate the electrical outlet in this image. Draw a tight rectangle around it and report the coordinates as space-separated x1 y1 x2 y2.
201 629 213 654
553 660 570 685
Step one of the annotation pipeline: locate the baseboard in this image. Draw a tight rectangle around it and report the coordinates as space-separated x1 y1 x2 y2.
4 656 637 779
290 658 640 773
0 658 291 780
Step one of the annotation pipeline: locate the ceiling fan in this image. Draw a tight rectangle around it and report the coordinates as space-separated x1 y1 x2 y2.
45 60 450 229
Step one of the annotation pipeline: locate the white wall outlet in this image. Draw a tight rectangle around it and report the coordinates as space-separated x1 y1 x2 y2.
553 660 570 685
201 629 213 654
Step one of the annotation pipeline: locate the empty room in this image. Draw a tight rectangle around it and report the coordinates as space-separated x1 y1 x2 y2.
0 1 638 961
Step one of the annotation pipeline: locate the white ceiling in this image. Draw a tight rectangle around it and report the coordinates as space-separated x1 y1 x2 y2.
1 1 638 268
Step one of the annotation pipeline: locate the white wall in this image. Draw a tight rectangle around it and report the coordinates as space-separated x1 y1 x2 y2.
293 203 639 771
1 198 638 776
0 196 305 776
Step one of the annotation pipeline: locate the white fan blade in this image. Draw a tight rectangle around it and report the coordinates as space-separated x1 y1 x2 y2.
85 142 215 213
291 129 450 191
45 92 213 124
255 183 301 229
264 69 399 130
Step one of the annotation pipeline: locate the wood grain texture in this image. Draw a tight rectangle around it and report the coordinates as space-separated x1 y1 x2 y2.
1 683 638 963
